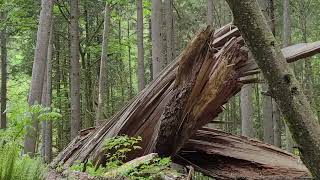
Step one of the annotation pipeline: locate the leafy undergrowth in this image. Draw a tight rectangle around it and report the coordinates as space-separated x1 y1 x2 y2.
0 143 47 180
70 135 175 179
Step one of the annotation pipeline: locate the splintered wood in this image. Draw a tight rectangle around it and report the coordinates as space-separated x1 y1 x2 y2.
51 24 320 179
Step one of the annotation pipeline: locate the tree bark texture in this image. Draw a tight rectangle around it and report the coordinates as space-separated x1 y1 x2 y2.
240 84 255 137
207 0 214 26
225 0 320 178
42 23 53 163
24 0 53 156
96 3 110 125
70 0 81 139
165 0 174 64
151 0 165 78
136 0 145 91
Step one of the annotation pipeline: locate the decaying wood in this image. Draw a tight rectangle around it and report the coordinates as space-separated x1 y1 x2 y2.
50 23 320 179
177 128 310 179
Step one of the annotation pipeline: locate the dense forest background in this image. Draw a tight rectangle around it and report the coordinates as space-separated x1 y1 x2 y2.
0 0 320 175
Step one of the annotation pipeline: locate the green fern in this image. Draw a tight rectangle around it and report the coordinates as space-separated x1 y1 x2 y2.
0 143 47 180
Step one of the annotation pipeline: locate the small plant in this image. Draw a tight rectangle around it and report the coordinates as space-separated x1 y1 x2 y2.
103 135 142 169
0 143 47 180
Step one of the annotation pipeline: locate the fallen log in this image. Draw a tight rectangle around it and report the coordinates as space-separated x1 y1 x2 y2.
177 128 310 179
50 24 320 179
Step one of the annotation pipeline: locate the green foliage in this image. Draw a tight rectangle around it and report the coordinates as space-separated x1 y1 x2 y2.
71 136 172 179
0 143 47 180
103 135 142 168
0 103 61 144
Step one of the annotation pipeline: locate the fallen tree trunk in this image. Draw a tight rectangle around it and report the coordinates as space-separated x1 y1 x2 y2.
177 128 310 179
50 24 320 179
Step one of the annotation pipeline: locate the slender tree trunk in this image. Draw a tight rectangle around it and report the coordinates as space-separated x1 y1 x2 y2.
96 3 110 125
136 0 145 91
283 0 294 152
128 20 133 98
148 18 153 81
0 12 7 129
273 101 281 147
151 0 164 78
207 0 214 26
44 24 53 163
70 0 81 139
165 0 174 63
24 0 53 155
55 32 63 151
241 84 255 137
225 0 320 177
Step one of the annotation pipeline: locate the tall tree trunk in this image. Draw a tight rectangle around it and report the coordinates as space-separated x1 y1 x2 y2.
0 12 7 129
148 18 153 81
151 0 164 78
207 0 214 26
43 24 53 163
127 11 133 98
96 3 110 125
165 0 174 63
136 0 145 91
70 0 81 139
55 32 63 151
24 0 53 155
225 0 320 177
283 0 294 152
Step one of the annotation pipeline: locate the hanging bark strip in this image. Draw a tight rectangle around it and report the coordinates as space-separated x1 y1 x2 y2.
50 23 320 179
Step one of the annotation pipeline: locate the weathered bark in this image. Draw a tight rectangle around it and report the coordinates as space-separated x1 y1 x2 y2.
24 0 53 155
240 84 255 137
70 0 81 139
225 0 320 178
96 3 110 125
206 0 214 26
176 128 310 179
136 0 145 91
0 12 7 129
151 0 165 78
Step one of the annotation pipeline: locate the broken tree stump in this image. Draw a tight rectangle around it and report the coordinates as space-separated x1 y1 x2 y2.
50 23 320 179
